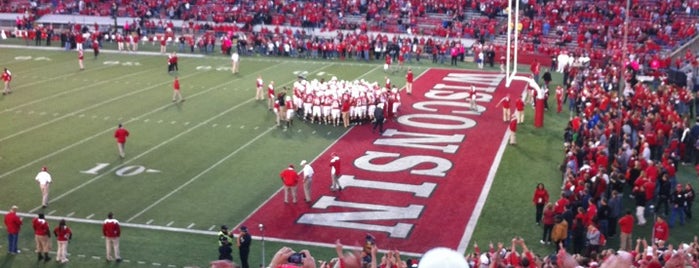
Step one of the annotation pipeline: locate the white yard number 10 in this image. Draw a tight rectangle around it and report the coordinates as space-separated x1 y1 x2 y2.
81 163 160 177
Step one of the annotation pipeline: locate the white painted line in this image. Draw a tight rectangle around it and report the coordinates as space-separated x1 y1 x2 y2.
78 114 85 117
254 126 259 130
168 265 176 267
327 131 331 135
170 121 176 124
127 126 276 222
297 129 302 133
153 263 162 266
144 119 150 123
240 125 245 129
226 125 231 128
78 254 86 258
184 122 190 125
86 213 94 219
48 210 56 215
123 259 131 263
212 124 218 127
166 221 174 227
208 225 216 231
66 212 75 217
91 256 101 260
312 131 316 134
457 86 526 254
146 219 154 225
186 223 195 229
138 261 146 264
0 70 198 142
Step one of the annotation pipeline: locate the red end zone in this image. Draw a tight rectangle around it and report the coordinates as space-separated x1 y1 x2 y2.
242 69 528 254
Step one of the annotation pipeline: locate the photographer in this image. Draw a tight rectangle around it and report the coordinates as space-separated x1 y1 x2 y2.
269 247 316 268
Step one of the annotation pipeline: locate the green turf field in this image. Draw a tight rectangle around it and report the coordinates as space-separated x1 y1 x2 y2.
0 42 696 268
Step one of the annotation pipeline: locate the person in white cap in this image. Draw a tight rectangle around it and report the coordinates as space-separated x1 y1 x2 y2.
35 166 52 208
299 160 314 203
418 247 469 268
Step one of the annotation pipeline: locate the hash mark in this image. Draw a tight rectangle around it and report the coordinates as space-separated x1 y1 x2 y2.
146 219 154 224
91 256 101 260
170 121 176 124
166 221 174 227
144 119 150 123
66 212 75 217
209 225 216 231
226 125 231 128
86 213 94 219
240 125 245 129
186 223 195 229
48 210 56 215
212 124 218 127
312 131 316 134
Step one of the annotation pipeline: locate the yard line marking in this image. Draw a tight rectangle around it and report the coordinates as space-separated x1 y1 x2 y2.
66 212 75 217
187 223 195 229
6 61 318 202
212 123 218 127
86 213 94 219
146 219 154 224
0 69 151 114
127 125 276 222
166 221 174 227
0 71 200 142
92 256 101 260
138 261 146 264
123 57 336 224
153 263 162 266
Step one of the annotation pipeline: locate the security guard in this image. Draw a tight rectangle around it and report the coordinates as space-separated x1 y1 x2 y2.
218 225 234 261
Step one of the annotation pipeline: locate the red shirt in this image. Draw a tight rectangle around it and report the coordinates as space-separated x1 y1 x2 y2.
4 211 22 234
1 70 10 82
330 156 341 175
78 50 84 60
509 119 518 132
173 78 180 90
103 219 121 238
533 188 549 205
114 128 129 144
32 218 50 236
280 167 299 186
653 221 669 241
515 99 524 111
618 214 634 234
54 226 72 242
406 71 413 83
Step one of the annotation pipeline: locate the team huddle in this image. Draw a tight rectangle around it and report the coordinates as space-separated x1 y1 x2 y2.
256 75 402 128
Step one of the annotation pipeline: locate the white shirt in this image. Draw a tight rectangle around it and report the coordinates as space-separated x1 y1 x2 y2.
300 164 314 179
35 171 52 185
231 52 239 62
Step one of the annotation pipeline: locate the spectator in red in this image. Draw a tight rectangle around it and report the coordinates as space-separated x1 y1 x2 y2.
330 152 342 191
4 205 22 254
515 97 525 123
541 203 555 244
53 219 72 263
652 216 669 243
172 76 183 103
496 94 511 122
92 38 99 59
618 210 634 251
405 68 413 95
103 212 122 262
2 67 11 95
508 114 518 145
280 164 299 204
532 183 549 225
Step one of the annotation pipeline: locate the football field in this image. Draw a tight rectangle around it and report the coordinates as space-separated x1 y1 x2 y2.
0 44 697 268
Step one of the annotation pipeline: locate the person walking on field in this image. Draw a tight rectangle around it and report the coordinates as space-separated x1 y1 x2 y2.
2 67 12 94
508 114 518 145
53 219 72 263
78 49 84 70
114 123 130 159
236 226 251 268
103 212 122 262
35 166 52 208
231 52 240 74
330 152 342 191
32 213 51 262
299 160 314 203
280 164 299 204
172 76 184 103
405 68 413 95
4 205 22 254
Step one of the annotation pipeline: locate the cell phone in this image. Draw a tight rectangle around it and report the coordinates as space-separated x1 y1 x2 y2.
287 252 306 264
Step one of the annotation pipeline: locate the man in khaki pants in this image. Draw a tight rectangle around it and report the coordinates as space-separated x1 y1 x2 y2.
103 212 122 262
35 166 52 208
299 160 315 203
32 213 51 262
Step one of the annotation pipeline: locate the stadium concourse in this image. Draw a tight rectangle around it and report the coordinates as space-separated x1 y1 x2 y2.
2 0 699 267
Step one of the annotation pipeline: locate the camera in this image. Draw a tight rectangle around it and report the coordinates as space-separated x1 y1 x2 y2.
287 252 306 264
